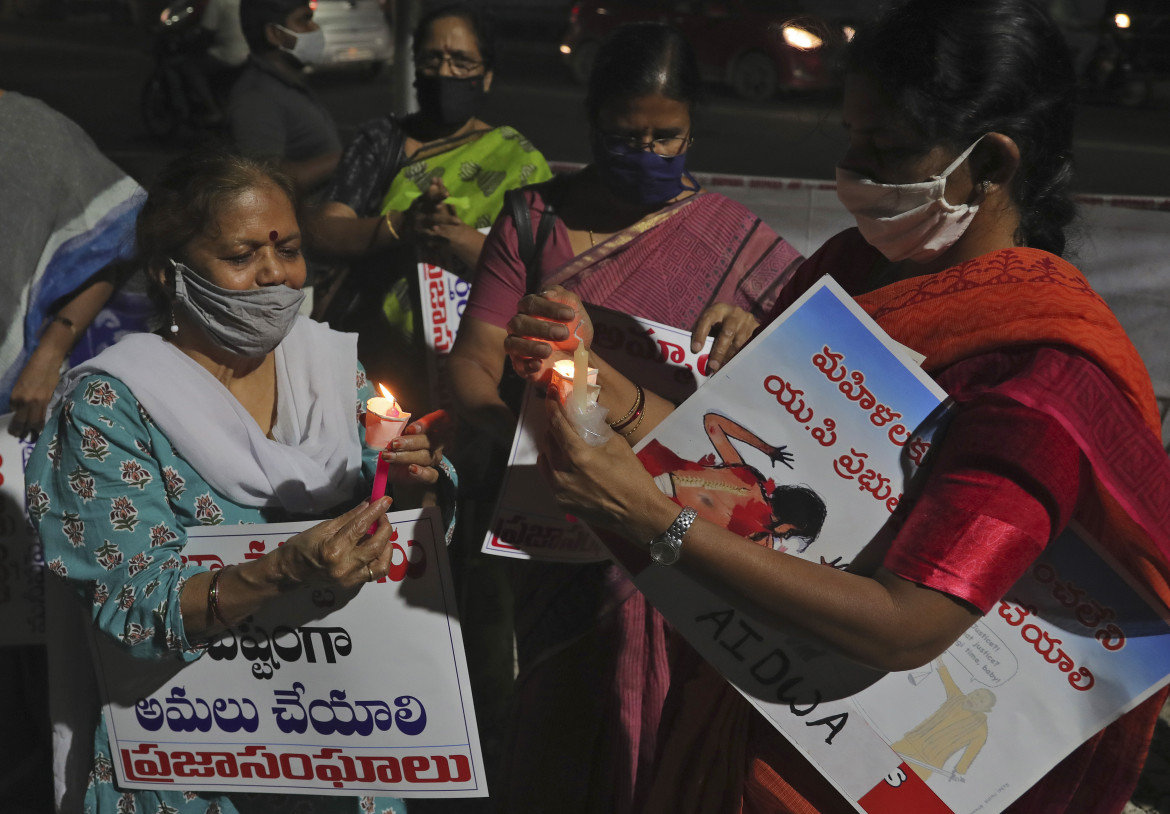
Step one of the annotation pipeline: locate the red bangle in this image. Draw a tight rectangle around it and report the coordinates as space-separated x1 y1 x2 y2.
619 406 646 438
208 567 231 628
609 384 645 432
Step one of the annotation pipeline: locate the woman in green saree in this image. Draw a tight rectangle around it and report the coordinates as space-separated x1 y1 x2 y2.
307 2 551 409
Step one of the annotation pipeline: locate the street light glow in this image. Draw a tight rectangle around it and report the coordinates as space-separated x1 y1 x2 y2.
782 25 823 51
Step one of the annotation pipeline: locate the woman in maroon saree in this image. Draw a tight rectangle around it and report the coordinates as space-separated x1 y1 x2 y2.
503 1 1170 812
448 23 801 814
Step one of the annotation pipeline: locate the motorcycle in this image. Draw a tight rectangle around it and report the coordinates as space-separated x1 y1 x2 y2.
140 0 239 141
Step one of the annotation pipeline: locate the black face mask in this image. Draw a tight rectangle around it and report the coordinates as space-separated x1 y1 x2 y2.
414 74 485 126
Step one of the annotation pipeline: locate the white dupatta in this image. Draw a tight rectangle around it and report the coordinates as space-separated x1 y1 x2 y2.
54 315 364 514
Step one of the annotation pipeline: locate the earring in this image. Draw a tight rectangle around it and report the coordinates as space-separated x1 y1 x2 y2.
980 179 992 192
169 310 179 336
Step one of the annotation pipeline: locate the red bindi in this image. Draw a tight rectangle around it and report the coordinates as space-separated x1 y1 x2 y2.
269 230 279 242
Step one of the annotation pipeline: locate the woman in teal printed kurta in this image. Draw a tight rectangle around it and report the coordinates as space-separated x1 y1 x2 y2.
27 369 413 814
25 152 453 814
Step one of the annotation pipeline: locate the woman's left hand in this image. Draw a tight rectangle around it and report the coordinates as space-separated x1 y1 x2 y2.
691 303 759 374
8 343 65 439
406 177 487 268
504 286 594 384
382 410 452 485
401 178 451 246
537 387 663 533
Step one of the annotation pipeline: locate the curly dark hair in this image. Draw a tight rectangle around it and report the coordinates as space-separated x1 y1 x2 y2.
136 149 298 272
845 0 1078 256
135 149 298 325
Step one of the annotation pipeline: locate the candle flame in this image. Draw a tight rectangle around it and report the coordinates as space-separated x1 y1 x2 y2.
377 383 395 402
552 360 576 378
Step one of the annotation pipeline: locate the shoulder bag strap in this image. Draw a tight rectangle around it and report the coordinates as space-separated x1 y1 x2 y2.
508 188 535 272
529 197 558 295
506 186 560 296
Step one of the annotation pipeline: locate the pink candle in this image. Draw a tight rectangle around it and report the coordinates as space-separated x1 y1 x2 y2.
365 384 410 531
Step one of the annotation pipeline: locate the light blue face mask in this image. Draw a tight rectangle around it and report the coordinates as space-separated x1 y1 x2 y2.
171 260 305 357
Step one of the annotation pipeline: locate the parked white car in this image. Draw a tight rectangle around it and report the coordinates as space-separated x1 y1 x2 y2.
310 0 393 72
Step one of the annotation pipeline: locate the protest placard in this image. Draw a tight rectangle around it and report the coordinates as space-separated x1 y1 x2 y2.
96 508 487 798
481 309 714 562
415 255 716 562
624 278 1170 814
0 414 44 645
418 261 471 414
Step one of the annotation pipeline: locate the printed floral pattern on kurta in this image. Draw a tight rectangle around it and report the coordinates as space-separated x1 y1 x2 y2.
25 372 404 814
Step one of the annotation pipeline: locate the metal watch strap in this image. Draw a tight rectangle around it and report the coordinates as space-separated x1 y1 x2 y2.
649 506 697 566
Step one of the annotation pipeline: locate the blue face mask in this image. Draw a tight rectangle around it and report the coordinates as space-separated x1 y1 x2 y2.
591 133 697 206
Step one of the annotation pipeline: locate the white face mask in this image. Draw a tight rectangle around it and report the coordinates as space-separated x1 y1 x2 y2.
835 136 986 263
275 24 326 66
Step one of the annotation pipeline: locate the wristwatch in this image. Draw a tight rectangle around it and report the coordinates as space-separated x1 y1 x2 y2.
649 507 697 566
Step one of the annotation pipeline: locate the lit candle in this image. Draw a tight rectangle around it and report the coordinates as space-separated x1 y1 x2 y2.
572 339 589 413
552 359 598 407
365 383 409 448
364 384 411 528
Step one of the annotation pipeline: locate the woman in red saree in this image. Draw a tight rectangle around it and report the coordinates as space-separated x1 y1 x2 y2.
447 22 801 814
503 1 1170 812
640 412 827 552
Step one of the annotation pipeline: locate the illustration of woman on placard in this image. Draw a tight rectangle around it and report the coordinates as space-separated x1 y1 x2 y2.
638 412 827 552
891 657 997 782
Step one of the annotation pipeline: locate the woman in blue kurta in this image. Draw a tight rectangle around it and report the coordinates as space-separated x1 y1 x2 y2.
25 151 453 814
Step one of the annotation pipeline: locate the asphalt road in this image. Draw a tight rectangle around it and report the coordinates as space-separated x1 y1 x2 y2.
3 16 1170 199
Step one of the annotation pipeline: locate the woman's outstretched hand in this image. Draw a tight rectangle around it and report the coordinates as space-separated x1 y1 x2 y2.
769 444 795 469
504 286 594 384
282 497 398 587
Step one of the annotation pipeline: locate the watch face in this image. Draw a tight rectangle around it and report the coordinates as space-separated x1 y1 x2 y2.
650 537 680 565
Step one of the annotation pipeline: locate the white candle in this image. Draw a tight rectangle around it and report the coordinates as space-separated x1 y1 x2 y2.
572 340 589 413
552 359 598 407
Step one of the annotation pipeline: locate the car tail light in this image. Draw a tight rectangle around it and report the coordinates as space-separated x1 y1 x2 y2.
782 24 823 51
569 4 579 23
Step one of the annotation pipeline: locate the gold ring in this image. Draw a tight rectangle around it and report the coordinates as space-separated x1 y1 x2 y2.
365 562 376 583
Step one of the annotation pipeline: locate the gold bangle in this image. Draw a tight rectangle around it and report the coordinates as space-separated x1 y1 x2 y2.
619 405 646 438
208 567 231 628
42 314 79 344
608 384 644 430
383 211 400 240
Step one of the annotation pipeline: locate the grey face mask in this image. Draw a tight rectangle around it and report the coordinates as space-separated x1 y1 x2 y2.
171 260 305 357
